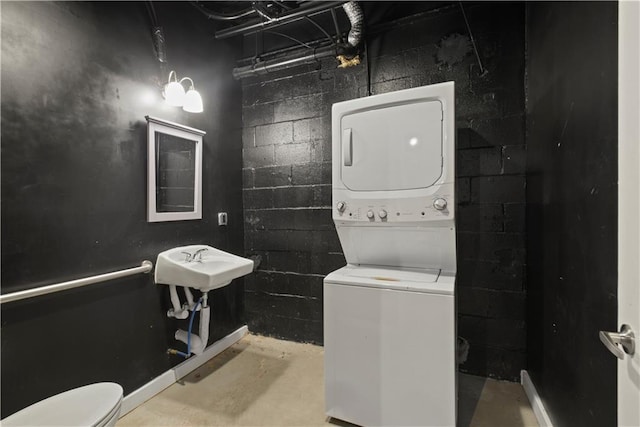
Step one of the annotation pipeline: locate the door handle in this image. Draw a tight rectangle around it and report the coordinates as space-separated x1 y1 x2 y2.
343 128 352 166
599 324 635 359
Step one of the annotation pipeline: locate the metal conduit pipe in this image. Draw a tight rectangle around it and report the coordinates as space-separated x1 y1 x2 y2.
216 1 346 39
189 1 255 21
233 45 337 79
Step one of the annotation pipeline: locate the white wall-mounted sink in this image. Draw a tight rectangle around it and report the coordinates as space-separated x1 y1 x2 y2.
155 245 254 291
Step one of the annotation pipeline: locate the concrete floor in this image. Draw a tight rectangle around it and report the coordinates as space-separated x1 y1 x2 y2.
120 334 538 427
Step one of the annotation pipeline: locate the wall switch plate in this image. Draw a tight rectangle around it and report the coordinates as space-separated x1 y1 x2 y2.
217 212 228 226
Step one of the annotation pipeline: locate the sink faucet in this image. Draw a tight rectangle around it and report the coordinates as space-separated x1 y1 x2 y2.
192 248 208 262
181 248 208 263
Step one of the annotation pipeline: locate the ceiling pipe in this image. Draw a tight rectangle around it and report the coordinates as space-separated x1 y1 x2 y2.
215 1 347 39
232 1 365 79
233 45 337 79
189 1 255 21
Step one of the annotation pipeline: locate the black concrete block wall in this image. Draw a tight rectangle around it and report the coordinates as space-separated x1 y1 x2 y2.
1 2 243 417
242 2 526 380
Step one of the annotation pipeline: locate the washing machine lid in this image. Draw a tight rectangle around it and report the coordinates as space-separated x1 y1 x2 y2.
325 265 454 295
3 382 123 427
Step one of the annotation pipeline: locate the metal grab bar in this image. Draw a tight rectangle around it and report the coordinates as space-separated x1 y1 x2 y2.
0 260 154 304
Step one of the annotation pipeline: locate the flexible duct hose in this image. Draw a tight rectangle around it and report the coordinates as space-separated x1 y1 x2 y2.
342 2 364 47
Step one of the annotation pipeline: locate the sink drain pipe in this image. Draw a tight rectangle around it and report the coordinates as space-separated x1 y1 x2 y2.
168 285 189 319
173 293 210 356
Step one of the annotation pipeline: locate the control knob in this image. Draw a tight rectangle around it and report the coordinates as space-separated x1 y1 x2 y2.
367 210 375 219
378 209 388 219
433 198 448 211
337 201 346 213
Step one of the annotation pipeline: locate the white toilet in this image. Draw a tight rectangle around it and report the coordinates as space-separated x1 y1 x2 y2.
2 382 123 427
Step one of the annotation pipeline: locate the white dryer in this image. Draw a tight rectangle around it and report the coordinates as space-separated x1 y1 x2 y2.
324 82 456 426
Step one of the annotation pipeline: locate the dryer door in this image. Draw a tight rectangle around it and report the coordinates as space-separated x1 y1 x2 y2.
340 100 443 192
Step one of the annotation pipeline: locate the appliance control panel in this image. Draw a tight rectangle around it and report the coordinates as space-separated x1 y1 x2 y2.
333 193 454 222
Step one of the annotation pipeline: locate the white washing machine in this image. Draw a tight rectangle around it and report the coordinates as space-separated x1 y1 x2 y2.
324 82 457 426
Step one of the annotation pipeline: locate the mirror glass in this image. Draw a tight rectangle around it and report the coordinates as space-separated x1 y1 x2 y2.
155 133 196 213
146 116 205 222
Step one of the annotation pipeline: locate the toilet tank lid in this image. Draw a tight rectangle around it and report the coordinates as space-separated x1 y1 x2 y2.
2 382 123 427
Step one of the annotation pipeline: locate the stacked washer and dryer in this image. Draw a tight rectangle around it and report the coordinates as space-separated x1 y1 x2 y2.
324 82 457 426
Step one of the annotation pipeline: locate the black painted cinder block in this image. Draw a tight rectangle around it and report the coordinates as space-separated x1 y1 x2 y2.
257 250 300 272
243 146 275 168
504 203 526 232
293 117 327 143
457 231 525 264
457 287 526 321
311 138 332 163
255 122 293 146
254 165 291 188
272 185 331 208
245 228 340 254
274 142 311 165
244 208 333 232
239 2 527 381
242 127 255 149
243 102 275 127
458 315 526 351
246 311 323 345
456 178 471 204
245 229 289 252
457 116 525 149
471 175 526 203
242 168 254 189
370 76 420 96
260 250 345 276
291 162 332 186
273 94 324 123
243 188 273 210
370 54 408 84
288 229 342 253
457 147 503 177
256 251 318 275
245 271 323 299
457 204 504 232
245 289 322 322
502 145 526 174
459 344 525 381
457 259 525 291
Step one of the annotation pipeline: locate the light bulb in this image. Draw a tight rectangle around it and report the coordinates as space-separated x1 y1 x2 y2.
183 88 203 113
164 81 185 107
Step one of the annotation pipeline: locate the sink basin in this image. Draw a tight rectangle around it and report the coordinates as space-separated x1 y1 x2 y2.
155 245 254 291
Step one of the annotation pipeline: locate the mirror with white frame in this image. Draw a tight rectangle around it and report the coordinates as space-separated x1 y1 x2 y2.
145 116 205 222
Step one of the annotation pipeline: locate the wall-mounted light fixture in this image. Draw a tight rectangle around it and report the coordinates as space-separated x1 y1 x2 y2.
163 70 204 113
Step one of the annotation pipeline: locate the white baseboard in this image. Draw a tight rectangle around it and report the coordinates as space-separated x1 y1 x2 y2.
521 370 554 427
174 325 248 380
120 325 248 417
120 370 175 416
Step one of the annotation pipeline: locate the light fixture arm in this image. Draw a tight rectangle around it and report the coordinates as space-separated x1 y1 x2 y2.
179 77 196 90
168 70 179 83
